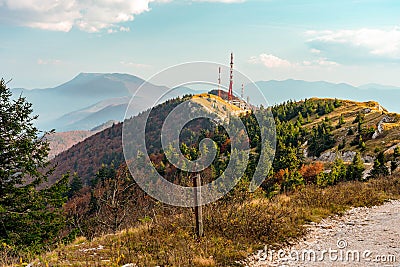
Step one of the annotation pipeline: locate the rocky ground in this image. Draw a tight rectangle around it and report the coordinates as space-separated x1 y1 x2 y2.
245 200 400 267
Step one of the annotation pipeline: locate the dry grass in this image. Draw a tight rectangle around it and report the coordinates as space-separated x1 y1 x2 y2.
30 175 400 267
298 98 400 156
192 256 216 266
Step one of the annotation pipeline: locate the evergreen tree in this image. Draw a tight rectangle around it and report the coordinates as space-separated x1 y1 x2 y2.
369 152 389 178
306 113 311 123
353 112 364 124
297 112 304 125
331 157 347 183
0 79 67 254
336 114 345 128
280 169 304 192
316 157 346 187
360 141 366 151
391 146 400 173
333 98 342 108
308 122 335 157
67 173 83 199
347 153 365 181
394 146 400 158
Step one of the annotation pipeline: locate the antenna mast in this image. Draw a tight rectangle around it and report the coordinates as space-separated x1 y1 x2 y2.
218 67 221 98
241 83 244 99
228 52 234 101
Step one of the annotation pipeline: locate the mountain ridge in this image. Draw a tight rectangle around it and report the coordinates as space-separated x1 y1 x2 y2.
252 79 400 113
11 73 173 131
47 95 400 187
11 74 400 133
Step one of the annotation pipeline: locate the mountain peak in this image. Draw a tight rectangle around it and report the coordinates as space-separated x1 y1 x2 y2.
68 73 144 85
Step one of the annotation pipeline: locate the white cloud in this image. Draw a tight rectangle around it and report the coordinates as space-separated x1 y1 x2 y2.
249 53 339 69
307 27 400 59
107 26 130 34
0 0 244 32
315 58 339 67
119 26 130 32
194 0 245 2
0 0 166 32
37 58 62 65
249 53 293 68
310 48 321 54
120 61 151 68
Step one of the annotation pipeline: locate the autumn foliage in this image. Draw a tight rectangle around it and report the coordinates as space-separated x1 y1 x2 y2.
299 162 324 184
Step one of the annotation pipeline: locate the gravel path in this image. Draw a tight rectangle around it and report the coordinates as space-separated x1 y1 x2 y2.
246 200 400 267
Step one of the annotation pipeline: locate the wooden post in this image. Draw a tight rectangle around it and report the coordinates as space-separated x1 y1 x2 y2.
193 173 203 238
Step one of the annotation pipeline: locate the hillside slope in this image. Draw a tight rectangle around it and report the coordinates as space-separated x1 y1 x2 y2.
48 96 400 186
300 99 400 160
45 120 118 159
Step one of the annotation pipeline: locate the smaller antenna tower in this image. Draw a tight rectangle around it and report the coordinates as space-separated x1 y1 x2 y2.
218 67 221 98
241 84 244 99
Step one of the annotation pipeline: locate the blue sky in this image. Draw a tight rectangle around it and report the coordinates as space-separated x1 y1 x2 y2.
1 0 400 88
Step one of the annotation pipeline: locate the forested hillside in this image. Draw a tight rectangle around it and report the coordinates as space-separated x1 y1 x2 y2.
49 94 400 188
46 94 400 243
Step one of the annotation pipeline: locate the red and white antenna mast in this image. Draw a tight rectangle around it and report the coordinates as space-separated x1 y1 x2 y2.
228 52 234 101
218 67 221 98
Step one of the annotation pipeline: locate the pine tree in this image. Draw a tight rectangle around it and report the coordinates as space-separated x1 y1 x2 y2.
391 146 400 173
297 112 304 125
331 157 347 183
336 114 345 128
347 153 365 181
316 158 346 187
369 152 389 178
0 79 68 254
308 122 335 157
306 113 311 123
394 146 400 158
360 141 366 151
68 173 83 198
333 98 342 108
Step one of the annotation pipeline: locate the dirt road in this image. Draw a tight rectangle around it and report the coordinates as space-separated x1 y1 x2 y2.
246 200 400 267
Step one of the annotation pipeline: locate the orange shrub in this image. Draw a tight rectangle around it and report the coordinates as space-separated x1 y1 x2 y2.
299 162 324 184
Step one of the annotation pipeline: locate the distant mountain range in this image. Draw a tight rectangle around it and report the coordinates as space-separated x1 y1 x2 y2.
251 79 400 113
12 73 193 131
12 73 142 130
55 96 130 131
11 73 400 132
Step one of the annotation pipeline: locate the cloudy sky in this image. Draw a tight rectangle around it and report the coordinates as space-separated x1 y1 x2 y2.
1 0 400 88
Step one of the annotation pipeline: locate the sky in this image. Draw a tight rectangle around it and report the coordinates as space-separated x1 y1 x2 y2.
1 0 400 88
